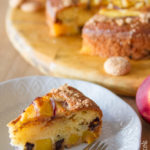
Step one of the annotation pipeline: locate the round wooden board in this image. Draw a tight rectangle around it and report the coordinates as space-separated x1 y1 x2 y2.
6 8 150 96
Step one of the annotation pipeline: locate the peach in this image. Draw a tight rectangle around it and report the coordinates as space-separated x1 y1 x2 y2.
82 131 97 144
35 138 53 150
136 76 150 123
68 134 80 146
33 96 54 118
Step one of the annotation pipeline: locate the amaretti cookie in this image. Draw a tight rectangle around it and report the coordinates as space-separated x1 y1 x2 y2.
104 56 131 76
7 84 103 150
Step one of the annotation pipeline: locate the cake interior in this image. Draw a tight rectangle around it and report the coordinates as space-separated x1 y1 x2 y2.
9 110 101 150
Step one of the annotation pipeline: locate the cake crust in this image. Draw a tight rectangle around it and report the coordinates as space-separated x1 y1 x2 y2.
49 84 101 111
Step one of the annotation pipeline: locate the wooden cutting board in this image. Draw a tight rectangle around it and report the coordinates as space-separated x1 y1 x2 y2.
6 8 150 96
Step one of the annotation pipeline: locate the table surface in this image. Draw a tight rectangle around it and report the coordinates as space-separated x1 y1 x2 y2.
0 1 150 149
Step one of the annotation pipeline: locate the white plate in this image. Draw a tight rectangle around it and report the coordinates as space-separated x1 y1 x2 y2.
0 76 141 150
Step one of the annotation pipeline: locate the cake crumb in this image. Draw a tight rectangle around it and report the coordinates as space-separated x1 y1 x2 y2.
139 13 150 23
125 17 132 24
51 84 95 110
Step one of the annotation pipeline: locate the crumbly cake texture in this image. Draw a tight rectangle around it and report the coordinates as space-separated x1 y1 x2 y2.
81 8 150 60
7 84 102 150
51 84 96 110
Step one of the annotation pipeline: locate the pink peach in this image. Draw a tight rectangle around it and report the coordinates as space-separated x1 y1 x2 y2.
136 76 150 123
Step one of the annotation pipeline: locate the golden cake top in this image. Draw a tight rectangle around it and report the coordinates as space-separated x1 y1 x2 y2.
50 84 96 110
7 84 102 128
85 7 150 28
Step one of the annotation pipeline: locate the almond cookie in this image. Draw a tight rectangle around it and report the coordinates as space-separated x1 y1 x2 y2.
104 57 131 76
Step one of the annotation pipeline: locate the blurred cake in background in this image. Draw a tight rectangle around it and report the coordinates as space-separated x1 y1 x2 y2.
81 1 150 60
46 0 102 36
7 84 103 150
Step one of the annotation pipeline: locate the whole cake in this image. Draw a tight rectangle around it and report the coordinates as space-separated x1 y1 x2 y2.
81 8 150 60
7 84 103 150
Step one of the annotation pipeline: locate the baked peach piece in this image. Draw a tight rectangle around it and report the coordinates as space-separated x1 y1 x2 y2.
81 9 150 60
7 84 102 150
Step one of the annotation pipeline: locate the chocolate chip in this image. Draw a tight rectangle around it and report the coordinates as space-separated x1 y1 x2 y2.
89 117 100 131
130 44 133 49
25 142 34 150
79 26 83 33
55 139 64 150
55 18 62 23
129 55 132 59
86 0 91 10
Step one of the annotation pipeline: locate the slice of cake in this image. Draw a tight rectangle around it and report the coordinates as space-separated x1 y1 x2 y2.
46 0 101 36
81 7 150 60
7 84 103 150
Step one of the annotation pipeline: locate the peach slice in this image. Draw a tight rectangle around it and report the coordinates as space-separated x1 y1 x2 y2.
82 131 97 144
21 104 36 122
35 139 53 150
33 96 54 118
67 134 80 146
